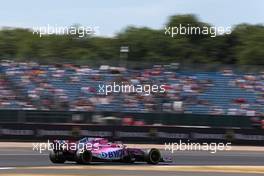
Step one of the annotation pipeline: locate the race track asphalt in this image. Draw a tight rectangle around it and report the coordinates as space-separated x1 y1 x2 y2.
0 144 263 176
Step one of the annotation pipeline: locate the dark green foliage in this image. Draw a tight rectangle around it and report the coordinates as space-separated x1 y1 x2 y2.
0 14 263 65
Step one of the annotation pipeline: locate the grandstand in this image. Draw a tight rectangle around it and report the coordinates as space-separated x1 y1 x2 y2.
0 60 263 116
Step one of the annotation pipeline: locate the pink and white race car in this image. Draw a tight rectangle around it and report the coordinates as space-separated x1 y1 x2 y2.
49 137 171 165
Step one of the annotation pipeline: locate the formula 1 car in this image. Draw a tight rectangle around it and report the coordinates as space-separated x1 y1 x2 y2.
49 137 171 165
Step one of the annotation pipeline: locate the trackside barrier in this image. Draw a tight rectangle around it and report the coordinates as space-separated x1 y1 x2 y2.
0 110 253 127
0 123 263 145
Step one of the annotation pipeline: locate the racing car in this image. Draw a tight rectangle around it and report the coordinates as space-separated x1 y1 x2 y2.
49 137 171 165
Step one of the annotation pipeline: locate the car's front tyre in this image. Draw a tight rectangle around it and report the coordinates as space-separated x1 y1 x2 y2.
122 151 135 163
144 148 161 164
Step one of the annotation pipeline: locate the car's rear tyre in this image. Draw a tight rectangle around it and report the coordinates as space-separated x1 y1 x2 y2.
49 150 66 163
75 150 92 164
144 148 161 164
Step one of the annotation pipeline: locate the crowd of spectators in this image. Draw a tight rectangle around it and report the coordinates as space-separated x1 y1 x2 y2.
0 60 263 116
0 74 33 109
229 73 264 116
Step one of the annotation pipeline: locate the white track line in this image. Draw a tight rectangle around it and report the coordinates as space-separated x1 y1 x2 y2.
0 167 15 170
